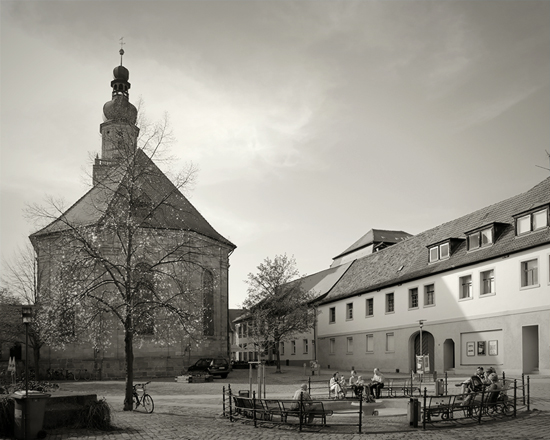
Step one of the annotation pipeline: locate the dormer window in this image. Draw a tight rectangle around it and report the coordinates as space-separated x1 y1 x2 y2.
467 226 493 250
429 242 450 263
515 206 548 236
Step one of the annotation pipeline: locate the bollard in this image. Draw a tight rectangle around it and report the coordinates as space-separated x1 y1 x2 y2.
408 397 420 427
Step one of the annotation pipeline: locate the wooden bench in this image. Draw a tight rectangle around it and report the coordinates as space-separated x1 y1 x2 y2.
423 395 458 422
232 396 333 426
279 399 333 425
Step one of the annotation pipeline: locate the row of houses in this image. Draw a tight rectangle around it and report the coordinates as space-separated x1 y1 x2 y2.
235 177 550 376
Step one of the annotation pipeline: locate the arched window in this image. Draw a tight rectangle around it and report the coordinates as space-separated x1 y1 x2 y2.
202 270 214 336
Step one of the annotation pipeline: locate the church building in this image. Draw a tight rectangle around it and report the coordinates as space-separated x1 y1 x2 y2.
28 51 236 379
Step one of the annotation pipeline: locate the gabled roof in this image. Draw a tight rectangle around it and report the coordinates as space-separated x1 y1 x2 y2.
228 309 243 331
333 229 412 259
30 149 235 249
322 177 550 304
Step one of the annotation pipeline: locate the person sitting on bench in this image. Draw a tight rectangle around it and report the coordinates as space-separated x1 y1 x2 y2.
368 368 385 399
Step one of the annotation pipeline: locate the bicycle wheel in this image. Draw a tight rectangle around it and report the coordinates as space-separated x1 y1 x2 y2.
142 394 154 413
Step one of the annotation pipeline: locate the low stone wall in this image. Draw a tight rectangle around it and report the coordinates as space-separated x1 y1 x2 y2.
43 394 97 429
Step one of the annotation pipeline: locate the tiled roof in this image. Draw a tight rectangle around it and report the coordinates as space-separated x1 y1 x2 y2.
333 229 413 259
321 177 550 304
233 262 353 323
30 149 236 249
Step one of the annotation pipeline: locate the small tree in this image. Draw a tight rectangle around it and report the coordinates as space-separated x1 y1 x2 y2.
243 254 316 373
0 287 22 357
0 245 78 379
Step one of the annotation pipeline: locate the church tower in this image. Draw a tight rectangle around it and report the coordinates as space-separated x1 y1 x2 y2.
93 48 140 184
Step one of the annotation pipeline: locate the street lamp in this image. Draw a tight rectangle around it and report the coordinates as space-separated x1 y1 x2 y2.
22 305 33 440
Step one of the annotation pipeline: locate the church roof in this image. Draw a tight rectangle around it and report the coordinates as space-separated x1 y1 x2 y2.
321 177 550 304
30 149 236 249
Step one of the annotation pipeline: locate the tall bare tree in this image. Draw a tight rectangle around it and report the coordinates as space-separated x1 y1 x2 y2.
243 254 316 373
27 106 233 409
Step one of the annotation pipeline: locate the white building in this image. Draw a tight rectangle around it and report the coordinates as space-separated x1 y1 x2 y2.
316 177 550 376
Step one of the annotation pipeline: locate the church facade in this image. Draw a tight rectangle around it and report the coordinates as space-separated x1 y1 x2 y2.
28 52 236 379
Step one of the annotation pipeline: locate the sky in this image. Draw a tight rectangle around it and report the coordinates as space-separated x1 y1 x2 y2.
1 0 549 309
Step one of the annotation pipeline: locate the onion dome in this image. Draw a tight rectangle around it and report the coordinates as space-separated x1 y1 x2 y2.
102 95 137 124
102 48 137 124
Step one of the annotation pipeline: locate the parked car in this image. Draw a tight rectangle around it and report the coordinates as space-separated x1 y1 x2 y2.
186 358 230 379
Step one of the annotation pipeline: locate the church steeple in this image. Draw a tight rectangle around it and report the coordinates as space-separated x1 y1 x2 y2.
93 46 140 185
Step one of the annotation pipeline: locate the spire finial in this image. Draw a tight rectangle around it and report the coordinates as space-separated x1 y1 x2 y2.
119 37 125 65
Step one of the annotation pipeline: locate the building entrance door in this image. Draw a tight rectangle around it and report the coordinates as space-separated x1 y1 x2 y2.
410 331 434 374
522 325 539 373
443 339 455 372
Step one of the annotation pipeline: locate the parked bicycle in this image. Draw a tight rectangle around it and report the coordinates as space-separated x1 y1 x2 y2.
130 381 154 413
46 368 74 380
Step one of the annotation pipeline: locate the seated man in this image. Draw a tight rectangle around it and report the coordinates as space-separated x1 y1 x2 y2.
368 368 385 399
291 383 321 424
339 375 348 398
457 366 485 395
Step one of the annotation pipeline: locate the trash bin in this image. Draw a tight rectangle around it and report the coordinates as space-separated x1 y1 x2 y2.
407 398 420 427
435 379 444 396
13 390 51 440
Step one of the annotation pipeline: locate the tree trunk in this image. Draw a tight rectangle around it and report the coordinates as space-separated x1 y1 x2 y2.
275 339 281 373
123 318 134 411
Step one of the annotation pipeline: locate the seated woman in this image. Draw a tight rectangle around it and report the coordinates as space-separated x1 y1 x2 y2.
349 367 358 386
368 368 385 399
485 373 501 406
330 372 344 399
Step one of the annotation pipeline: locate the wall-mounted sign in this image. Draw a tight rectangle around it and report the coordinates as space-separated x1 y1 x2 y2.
488 340 498 356
467 342 475 357
477 341 486 356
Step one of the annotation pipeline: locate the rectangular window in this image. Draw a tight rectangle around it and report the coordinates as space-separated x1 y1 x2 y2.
521 259 539 287
386 292 394 313
329 338 335 354
347 337 353 354
516 207 548 235
440 242 450 259
533 209 548 230
481 228 493 246
480 269 495 295
459 275 472 299
366 298 374 316
280 342 284 356
468 233 480 250
366 334 374 353
291 340 296 355
386 333 395 352
429 242 450 262
409 288 418 309
329 307 336 323
303 339 308 354
424 284 435 306
346 302 353 320
468 227 494 250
